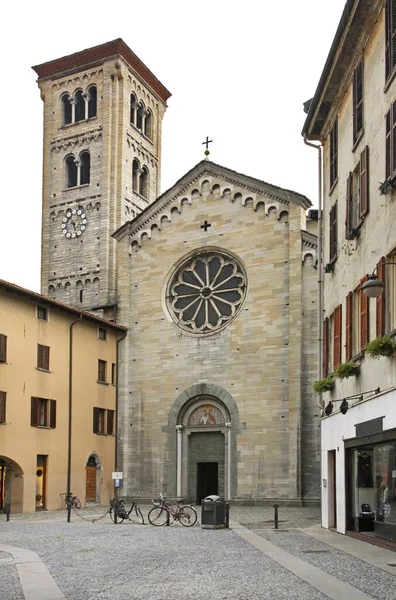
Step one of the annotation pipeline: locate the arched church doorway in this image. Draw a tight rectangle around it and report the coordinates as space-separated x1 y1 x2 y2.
177 398 230 504
85 453 100 503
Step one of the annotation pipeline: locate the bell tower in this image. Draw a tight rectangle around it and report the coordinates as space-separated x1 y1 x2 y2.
33 39 171 316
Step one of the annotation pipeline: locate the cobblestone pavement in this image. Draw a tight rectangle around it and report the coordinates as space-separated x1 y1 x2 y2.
0 505 395 600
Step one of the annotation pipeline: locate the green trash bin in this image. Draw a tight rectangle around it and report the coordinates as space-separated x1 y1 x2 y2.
201 495 227 529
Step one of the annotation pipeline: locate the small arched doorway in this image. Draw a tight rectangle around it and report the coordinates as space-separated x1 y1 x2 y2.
0 456 24 513
85 453 101 503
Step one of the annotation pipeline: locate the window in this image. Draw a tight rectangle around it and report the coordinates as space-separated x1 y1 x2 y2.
107 410 115 435
377 257 386 337
323 317 331 376
37 344 50 371
385 251 396 332
98 327 107 341
139 166 148 197
360 275 370 350
61 94 72 125
111 363 116 385
66 152 90 188
144 110 152 138
66 155 78 188
0 391 6 424
353 59 364 143
130 93 137 125
385 0 396 82
98 359 107 383
132 159 139 192
93 407 106 434
31 398 56 428
87 85 97 119
136 103 143 130
74 90 85 123
0 334 7 363
36 305 48 321
329 201 338 263
385 100 396 180
61 86 97 126
330 119 338 189
345 292 353 361
346 147 369 239
333 305 342 369
80 151 90 185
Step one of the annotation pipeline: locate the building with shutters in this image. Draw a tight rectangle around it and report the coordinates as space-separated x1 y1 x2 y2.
0 279 127 513
303 0 396 546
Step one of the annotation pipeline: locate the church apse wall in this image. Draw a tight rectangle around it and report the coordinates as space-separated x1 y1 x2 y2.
115 162 319 505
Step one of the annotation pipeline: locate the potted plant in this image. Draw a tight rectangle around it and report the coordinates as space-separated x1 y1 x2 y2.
333 361 360 380
364 335 396 359
313 376 335 393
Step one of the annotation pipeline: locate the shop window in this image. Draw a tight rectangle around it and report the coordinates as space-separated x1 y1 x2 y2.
37 344 50 371
31 398 56 428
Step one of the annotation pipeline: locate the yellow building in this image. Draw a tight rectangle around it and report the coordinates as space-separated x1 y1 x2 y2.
0 279 127 513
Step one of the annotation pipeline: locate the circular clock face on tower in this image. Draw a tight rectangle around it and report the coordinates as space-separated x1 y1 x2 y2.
61 208 87 238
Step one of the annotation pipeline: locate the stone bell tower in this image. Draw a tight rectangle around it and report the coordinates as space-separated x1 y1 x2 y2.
33 39 171 316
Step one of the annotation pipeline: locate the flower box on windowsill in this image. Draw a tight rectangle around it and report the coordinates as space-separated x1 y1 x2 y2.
333 361 360 380
314 376 335 394
364 335 396 359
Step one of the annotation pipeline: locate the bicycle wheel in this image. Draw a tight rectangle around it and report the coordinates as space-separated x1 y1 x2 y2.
148 506 169 526
110 507 125 524
74 498 81 509
130 505 145 524
178 505 197 527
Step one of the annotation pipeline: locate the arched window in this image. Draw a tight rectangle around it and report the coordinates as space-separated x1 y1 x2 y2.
136 103 143 130
87 86 97 119
66 155 77 188
132 159 140 192
74 90 85 123
144 109 152 138
139 166 148 197
130 93 137 125
80 151 90 185
62 94 72 125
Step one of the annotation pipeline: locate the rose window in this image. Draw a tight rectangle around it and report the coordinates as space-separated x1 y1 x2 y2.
167 251 247 333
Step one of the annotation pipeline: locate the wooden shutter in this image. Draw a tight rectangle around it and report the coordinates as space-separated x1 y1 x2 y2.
353 60 363 141
0 334 7 362
329 202 338 262
360 275 370 349
386 109 391 179
107 410 114 435
37 345 50 370
393 101 396 175
345 292 353 361
346 173 353 237
376 257 386 336
330 120 338 188
323 318 329 377
93 407 99 433
360 146 369 218
0 391 6 423
50 400 56 429
386 0 391 79
31 397 38 426
333 305 342 368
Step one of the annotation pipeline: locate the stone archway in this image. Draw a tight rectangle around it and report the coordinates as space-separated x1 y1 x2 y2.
165 383 242 501
0 456 24 514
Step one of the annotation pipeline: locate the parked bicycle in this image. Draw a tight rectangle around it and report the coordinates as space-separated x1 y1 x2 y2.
148 493 197 527
60 493 81 509
110 492 144 524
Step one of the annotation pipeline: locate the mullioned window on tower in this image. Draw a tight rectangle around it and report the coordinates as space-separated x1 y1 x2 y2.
65 152 90 188
61 85 97 126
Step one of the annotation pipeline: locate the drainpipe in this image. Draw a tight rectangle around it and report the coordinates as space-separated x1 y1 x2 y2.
115 331 128 495
304 135 323 383
67 315 83 523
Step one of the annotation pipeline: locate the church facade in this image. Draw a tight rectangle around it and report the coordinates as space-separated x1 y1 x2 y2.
34 40 320 505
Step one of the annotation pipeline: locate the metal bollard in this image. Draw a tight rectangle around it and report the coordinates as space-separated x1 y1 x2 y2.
273 503 279 529
5 501 10 522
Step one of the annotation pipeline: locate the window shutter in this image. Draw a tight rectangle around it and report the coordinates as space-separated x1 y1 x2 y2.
50 400 56 429
0 334 7 362
330 120 338 188
360 146 369 218
346 173 353 237
386 109 391 179
107 410 114 435
345 292 353 361
0 391 6 423
93 407 99 433
393 101 396 175
329 202 337 262
31 397 38 426
323 318 329 377
44 346 50 371
386 0 391 79
37 344 43 369
376 257 386 336
353 60 363 141
360 275 369 349
333 305 342 368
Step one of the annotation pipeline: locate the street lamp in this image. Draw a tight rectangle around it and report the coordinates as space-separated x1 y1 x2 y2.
361 262 396 298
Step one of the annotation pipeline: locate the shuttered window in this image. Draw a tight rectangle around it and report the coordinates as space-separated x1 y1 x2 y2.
323 318 329 377
386 101 396 179
376 257 386 336
345 292 353 361
31 397 56 428
329 202 338 262
93 407 106 434
333 305 342 368
345 172 353 239
360 146 369 218
0 391 6 423
330 119 338 189
353 59 364 142
37 344 50 371
107 410 115 435
0 334 7 363
385 0 396 81
360 275 370 349
98 360 107 383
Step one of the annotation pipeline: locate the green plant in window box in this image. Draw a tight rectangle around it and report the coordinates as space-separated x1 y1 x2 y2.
313 376 335 393
364 335 396 359
333 361 360 380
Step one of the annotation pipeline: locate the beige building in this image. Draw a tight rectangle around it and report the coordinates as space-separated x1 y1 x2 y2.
0 279 127 513
303 0 396 545
33 40 320 506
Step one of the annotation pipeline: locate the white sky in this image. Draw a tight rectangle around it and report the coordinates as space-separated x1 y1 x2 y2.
0 0 346 293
